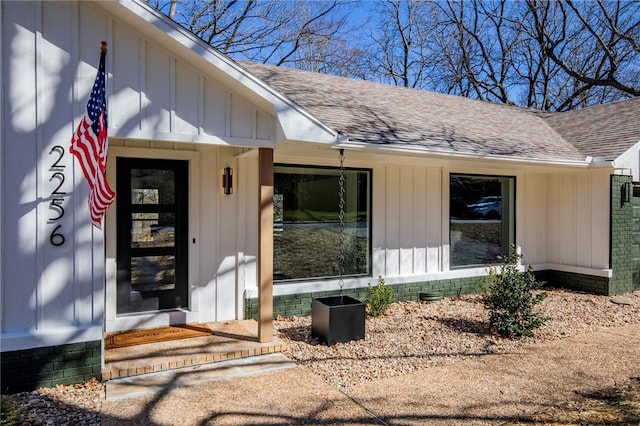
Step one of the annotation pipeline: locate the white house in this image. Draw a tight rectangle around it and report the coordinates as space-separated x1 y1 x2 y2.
2 0 639 391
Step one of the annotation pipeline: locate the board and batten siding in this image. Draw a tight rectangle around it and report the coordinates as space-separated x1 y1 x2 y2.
1 0 277 348
2 0 105 351
107 8 275 143
374 165 443 278
262 147 613 298
544 171 610 271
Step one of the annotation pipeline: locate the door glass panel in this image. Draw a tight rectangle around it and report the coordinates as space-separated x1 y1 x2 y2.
132 213 175 248
131 255 176 292
131 169 175 204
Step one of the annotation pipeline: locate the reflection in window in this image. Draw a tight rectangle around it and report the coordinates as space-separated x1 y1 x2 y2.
450 174 515 267
131 213 175 248
273 165 371 281
131 255 175 291
131 169 175 204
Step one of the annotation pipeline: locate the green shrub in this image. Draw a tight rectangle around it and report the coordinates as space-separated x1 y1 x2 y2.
366 276 393 316
480 246 548 337
1 396 19 426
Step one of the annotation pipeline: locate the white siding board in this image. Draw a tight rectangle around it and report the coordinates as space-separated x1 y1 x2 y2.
40 1 79 326
203 78 226 136
413 168 427 274
39 41 77 328
256 110 273 141
371 165 386 278
143 42 171 133
174 60 200 135
238 155 259 295
562 175 578 265
522 174 547 264
575 174 592 267
385 166 400 276
230 94 255 140
547 176 562 263
399 167 414 275
2 2 40 333
111 22 142 131
78 3 108 96
216 148 238 321
40 2 73 136
198 147 218 322
426 169 441 272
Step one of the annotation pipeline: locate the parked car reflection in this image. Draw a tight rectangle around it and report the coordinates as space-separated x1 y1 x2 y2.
467 196 501 219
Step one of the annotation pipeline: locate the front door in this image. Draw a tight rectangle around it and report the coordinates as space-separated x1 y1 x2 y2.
116 158 189 314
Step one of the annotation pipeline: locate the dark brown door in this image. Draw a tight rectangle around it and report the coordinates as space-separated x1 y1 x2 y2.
116 158 188 314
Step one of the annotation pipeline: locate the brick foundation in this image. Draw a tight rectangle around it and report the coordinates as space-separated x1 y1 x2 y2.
1 341 101 393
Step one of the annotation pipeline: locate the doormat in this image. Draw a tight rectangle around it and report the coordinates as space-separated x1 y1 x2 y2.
105 323 213 349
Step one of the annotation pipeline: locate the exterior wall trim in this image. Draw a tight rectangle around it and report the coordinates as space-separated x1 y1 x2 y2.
533 263 613 278
0 326 103 353
245 266 493 299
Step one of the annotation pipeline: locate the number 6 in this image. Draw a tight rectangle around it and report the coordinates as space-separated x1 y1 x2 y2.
49 225 65 246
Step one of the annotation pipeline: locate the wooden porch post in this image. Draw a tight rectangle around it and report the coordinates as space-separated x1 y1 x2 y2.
258 148 274 342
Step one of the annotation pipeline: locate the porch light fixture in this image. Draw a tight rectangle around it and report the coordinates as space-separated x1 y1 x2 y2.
222 166 233 195
621 181 631 205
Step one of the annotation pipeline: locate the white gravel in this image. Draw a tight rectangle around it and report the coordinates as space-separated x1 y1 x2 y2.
3 288 639 425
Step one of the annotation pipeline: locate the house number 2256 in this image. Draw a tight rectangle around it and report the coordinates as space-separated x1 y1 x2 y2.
48 145 66 246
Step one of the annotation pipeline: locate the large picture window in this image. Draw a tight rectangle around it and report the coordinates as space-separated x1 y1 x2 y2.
274 165 371 282
450 174 515 267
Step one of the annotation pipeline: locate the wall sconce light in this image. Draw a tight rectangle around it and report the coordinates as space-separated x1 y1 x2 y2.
222 166 233 195
621 181 632 206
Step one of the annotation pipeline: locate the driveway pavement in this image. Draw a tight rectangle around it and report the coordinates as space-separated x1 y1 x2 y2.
100 324 640 425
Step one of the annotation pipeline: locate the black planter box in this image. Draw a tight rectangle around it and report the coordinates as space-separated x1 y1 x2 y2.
311 295 365 345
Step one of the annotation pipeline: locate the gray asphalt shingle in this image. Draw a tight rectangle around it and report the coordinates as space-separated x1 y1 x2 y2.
541 97 640 161
241 62 640 164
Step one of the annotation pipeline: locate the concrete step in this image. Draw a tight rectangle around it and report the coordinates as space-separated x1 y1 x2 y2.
105 352 296 400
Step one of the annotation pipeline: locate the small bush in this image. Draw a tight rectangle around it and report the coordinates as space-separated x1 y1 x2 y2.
366 276 393 317
480 246 548 338
1 396 19 426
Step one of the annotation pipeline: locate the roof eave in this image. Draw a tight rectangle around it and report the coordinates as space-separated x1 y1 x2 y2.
336 141 611 169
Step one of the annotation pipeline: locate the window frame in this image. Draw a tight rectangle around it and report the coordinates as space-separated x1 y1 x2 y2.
273 163 373 283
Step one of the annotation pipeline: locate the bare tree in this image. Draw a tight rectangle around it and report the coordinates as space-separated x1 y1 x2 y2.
147 0 353 68
148 0 639 111
360 0 436 88
425 0 640 110
526 0 640 110
431 0 523 104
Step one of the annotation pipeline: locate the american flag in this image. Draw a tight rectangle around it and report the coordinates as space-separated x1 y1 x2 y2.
70 42 115 229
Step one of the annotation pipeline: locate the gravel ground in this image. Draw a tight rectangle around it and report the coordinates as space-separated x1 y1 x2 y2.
273 288 640 387
2 288 639 425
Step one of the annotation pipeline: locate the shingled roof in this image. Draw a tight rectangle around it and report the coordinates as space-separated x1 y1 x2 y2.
540 97 640 161
241 62 639 164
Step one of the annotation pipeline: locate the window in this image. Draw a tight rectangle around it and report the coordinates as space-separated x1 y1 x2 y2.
273 165 371 281
450 174 515 267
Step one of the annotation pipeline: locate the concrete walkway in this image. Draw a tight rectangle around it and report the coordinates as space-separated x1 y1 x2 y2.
100 324 640 425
